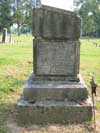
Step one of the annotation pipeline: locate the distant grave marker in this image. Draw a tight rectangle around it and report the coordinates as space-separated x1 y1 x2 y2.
2 28 7 43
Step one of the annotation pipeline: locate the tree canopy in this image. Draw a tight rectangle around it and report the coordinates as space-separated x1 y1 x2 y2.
74 0 100 37
0 0 12 31
0 0 34 33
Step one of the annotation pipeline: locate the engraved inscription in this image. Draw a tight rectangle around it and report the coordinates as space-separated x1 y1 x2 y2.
35 40 76 76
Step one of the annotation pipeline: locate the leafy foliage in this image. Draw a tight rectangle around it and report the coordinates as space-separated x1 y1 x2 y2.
0 0 34 33
0 0 13 31
74 0 100 37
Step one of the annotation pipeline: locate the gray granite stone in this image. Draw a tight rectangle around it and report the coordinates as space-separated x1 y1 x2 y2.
17 100 92 125
18 5 92 124
33 38 80 78
23 73 88 102
32 5 81 39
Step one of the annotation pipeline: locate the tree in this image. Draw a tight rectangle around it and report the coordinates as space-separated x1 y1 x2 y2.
0 0 36 34
12 0 25 35
12 0 33 35
74 0 100 37
23 0 33 28
32 0 41 8
0 0 13 32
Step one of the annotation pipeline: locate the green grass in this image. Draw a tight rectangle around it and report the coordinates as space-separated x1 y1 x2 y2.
80 39 100 95
0 36 100 132
0 34 33 98
0 34 33 132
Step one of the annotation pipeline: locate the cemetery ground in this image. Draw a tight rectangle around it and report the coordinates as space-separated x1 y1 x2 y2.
0 35 100 133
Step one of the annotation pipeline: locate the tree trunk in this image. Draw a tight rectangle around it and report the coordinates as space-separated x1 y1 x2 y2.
17 23 21 36
97 29 100 38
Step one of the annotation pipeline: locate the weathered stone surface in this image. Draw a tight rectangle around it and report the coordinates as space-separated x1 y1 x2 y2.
32 5 81 39
23 73 88 102
17 100 92 125
33 38 80 77
18 5 92 124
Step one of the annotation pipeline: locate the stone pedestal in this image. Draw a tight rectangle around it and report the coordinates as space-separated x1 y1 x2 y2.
23 73 88 102
17 100 92 125
18 5 92 125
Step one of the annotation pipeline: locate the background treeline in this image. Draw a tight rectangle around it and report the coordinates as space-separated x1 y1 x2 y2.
0 0 33 33
74 0 100 37
0 0 100 37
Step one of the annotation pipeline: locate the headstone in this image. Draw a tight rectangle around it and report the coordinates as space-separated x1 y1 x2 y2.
2 28 7 43
17 5 92 125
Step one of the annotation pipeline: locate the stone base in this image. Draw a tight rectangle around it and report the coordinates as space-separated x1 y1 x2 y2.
17 100 92 125
17 73 92 125
23 73 88 102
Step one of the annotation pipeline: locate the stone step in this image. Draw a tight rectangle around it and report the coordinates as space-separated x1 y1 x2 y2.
23 73 88 102
16 100 92 125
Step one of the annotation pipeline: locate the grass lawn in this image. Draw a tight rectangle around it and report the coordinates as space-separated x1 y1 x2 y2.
0 35 100 132
80 39 100 97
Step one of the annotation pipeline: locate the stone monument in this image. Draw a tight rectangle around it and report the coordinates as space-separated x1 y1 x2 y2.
17 5 92 125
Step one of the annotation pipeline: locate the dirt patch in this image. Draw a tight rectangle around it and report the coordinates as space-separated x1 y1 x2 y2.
7 122 97 133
